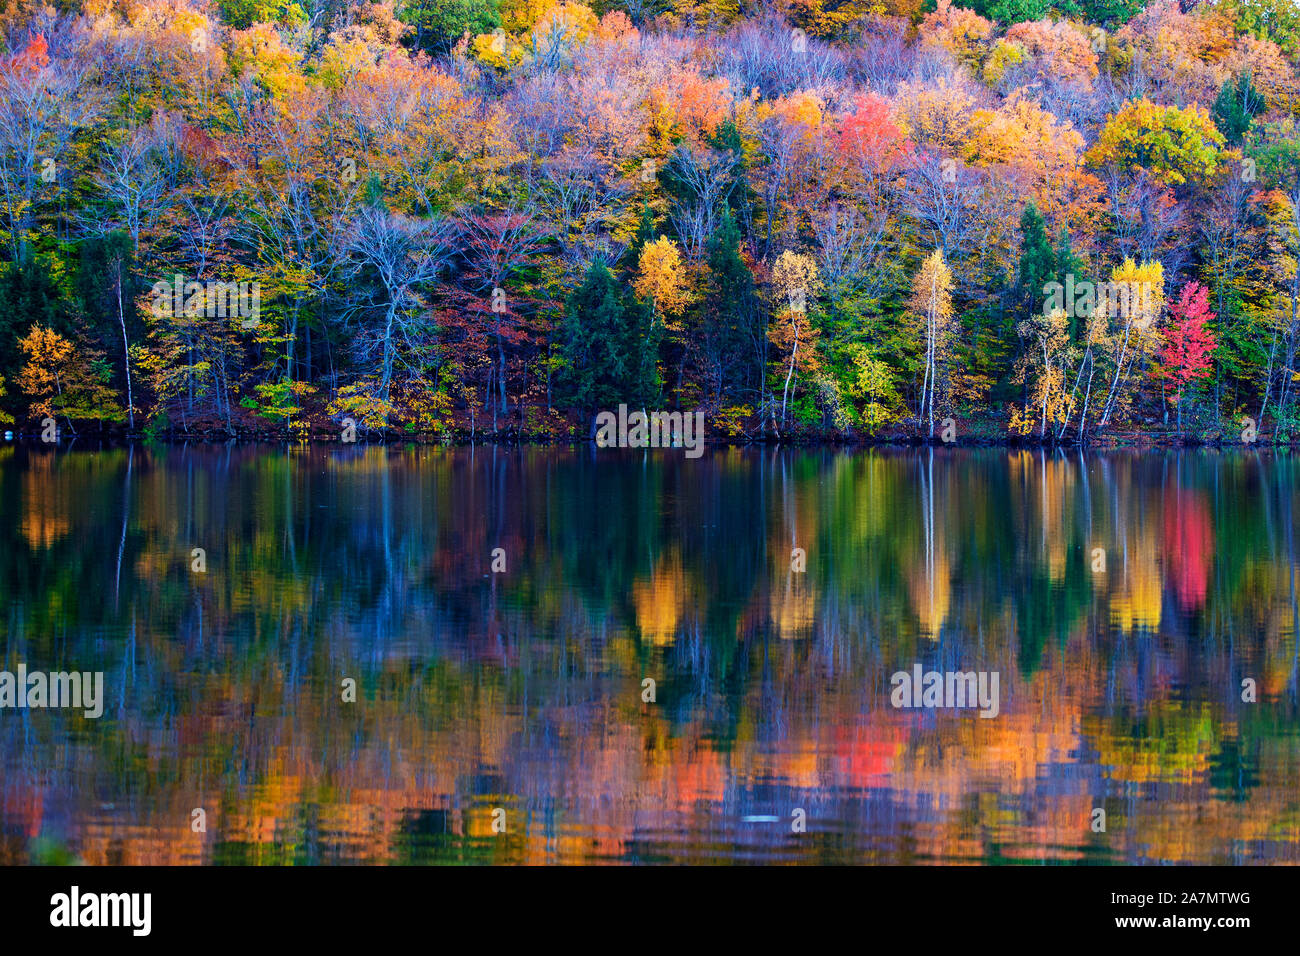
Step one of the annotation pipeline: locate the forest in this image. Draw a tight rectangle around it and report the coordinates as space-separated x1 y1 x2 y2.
0 0 1298 444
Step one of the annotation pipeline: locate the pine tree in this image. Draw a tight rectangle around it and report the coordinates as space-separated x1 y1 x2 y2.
624 204 657 274
0 257 70 382
1016 203 1056 319
560 261 659 422
1213 74 1262 146
702 209 762 406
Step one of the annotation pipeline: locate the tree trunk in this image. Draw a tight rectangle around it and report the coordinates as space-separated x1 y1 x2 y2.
781 324 799 426
117 271 134 430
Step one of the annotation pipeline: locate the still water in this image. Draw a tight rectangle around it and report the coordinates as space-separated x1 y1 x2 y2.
1 443 1297 865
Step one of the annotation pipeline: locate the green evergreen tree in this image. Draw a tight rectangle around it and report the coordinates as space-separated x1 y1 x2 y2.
1016 202 1056 318
1054 227 1085 341
958 0 1053 24
0 256 70 381
401 0 500 56
1074 0 1143 24
703 209 762 403
560 261 658 418
75 232 139 419
1213 73 1263 146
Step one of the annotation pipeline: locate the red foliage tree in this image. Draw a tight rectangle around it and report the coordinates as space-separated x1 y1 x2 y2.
1159 281 1217 432
836 94 910 180
8 32 49 75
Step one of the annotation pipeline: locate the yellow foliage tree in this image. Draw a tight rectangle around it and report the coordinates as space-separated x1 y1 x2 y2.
1098 258 1166 428
1010 308 1075 438
633 236 690 322
769 250 823 426
909 249 953 438
16 325 123 428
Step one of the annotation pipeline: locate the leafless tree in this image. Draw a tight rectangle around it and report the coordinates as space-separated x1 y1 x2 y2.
460 209 543 415
89 124 169 253
340 207 458 401
665 144 737 261
0 39 97 262
903 151 987 263
813 203 892 310
539 148 629 281
720 17 846 99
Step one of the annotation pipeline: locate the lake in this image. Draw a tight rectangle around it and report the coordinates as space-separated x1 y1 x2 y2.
1 443 1297 864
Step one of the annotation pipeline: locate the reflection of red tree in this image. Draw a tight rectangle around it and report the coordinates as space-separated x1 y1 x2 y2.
1163 488 1213 611
831 721 905 789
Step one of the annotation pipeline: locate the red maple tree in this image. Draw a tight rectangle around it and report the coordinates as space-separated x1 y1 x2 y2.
1159 281 1217 433
836 94 911 178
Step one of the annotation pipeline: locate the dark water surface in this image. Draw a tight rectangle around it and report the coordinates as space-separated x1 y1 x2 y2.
1 443 1297 864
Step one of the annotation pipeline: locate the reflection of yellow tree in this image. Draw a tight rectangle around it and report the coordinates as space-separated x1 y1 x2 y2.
908 550 950 639
20 455 69 549
769 570 817 640
1087 702 1215 787
1009 450 1075 583
633 550 687 646
1109 517 1163 633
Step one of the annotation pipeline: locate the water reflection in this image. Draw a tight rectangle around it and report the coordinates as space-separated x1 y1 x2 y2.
1 444 1297 864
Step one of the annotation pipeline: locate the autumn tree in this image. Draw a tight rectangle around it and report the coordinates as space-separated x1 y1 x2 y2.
16 325 122 431
910 249 954 438
0 32 96 264
633 235 689 321
1157 282 1218 433
1011 307 1075 440
1087 99 1225 188
1098 258 1166 429
769 250 822 426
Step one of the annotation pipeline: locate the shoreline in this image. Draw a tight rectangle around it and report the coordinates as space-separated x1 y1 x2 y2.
3 431 1294 451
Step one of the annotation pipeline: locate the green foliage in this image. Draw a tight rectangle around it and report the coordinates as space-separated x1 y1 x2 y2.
559 261 659 413
701 210 763 404
0 257 70 379
218 0 307 29
1213 0 1300 56
1074 0 1143 24
955 0 1054 24
401 0 501 55
624 203 657 273
74 232 139 392
1016 203 1055 314
1213 73 1263 146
